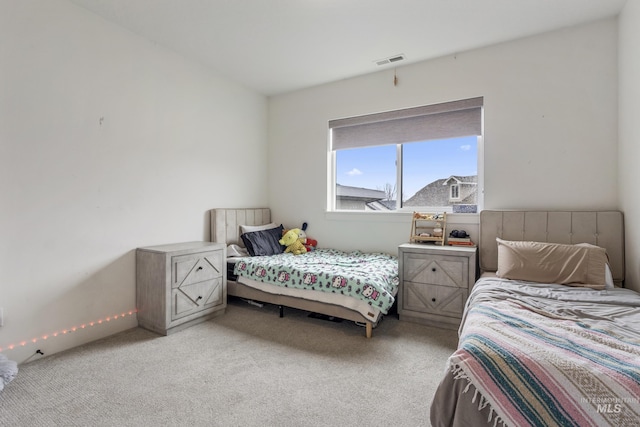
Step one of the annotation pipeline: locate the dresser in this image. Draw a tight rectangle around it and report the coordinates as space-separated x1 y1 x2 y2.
136 241 226 335
398 243 477 330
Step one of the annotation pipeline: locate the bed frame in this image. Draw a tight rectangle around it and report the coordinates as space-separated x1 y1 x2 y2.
210 208 380 338
430 209 627 426
479 210 625 286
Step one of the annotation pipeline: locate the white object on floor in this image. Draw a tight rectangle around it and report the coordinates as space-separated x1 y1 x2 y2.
0 353 18 392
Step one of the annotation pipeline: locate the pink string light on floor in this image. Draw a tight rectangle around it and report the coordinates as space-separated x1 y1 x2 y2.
0 309 137 353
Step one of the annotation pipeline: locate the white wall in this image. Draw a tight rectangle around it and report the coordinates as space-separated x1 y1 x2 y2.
268 19 619 256
619 1 640 293
0 0 268 363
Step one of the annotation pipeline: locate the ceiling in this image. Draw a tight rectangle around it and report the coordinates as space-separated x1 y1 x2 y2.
68 0 627 96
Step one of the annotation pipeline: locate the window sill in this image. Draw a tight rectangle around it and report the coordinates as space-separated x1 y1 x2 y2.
325 210 479 224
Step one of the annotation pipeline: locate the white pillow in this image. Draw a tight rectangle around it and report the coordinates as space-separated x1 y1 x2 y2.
239 223 278 235
227 244 249 258
604 263 614 290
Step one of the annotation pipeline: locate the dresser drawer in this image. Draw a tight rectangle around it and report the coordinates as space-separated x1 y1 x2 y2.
172 251 223 288
172 277 225 320
402 282 467 318
136 242 227 335
398 243 477 330
402 253 469 288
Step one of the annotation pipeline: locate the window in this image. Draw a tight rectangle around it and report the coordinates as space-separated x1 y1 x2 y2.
329 97 483 213
450 184 460 200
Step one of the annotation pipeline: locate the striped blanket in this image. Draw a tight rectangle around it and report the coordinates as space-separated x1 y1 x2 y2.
447 277 640 427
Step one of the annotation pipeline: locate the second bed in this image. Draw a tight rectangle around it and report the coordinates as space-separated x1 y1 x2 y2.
210 208 399 337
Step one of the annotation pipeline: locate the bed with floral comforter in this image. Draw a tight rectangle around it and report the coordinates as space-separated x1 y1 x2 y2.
233 248 399 315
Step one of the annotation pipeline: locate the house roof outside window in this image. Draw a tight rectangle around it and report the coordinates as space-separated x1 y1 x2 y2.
404 175 477 207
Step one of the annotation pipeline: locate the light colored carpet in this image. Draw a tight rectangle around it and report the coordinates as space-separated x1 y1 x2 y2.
0 299 458 427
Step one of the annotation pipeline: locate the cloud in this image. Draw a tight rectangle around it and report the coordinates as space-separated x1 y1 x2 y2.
459 144 472 151
346 168 363 176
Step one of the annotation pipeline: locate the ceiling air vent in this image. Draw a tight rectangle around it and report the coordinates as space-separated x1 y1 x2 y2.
375 54 406 66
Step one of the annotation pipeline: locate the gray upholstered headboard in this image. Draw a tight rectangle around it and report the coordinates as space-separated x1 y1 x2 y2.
479 210 625 286
210 208 272 246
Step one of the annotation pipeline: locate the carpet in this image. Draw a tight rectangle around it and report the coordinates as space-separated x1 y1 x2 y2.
0 298 458 427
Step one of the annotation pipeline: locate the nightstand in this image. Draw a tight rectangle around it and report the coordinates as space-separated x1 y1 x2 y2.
136 241 226 335
398 243 477 330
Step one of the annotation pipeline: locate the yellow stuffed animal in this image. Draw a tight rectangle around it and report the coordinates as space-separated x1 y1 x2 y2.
279 228 307 255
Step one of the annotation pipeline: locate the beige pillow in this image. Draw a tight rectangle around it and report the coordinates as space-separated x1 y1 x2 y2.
496 238 607 289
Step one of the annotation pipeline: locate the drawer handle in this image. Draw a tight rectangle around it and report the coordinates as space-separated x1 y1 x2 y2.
196 296 203 302
431 268 436 272
432 298 436 302
197 266 203 271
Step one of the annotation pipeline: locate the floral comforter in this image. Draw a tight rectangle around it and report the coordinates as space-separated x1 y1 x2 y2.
233 248 399 314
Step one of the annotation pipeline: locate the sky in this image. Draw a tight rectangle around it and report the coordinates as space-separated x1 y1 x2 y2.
336 136 478 201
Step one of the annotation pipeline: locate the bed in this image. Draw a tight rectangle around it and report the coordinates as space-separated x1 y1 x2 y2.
430 210 640 426
210 208 399 338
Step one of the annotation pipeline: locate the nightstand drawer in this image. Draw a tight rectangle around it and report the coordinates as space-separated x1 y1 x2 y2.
172 251 223 288
402 253 469 288
403 282 467 318
136 241 227 335
172 277 225 320
398 243 477 330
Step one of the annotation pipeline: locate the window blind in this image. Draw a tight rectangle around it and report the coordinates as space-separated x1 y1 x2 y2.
330 97 483 150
